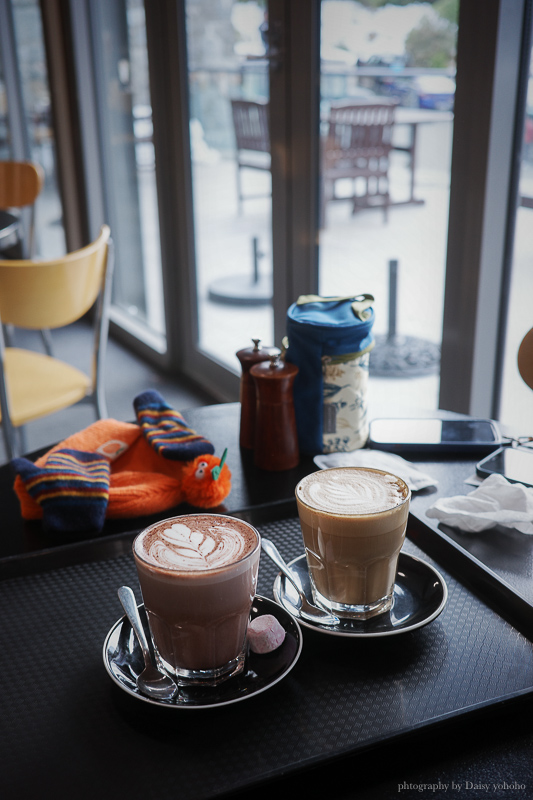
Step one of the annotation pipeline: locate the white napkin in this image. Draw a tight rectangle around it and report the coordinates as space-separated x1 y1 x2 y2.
313 450 437 491
426 473 533 534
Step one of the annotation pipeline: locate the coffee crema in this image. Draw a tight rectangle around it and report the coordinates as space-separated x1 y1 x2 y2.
135 515 257 571
296 467 408 516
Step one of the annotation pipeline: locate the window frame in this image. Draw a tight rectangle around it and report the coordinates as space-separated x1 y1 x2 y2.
439 0 532 418
32 0 533 415
0 0 31 160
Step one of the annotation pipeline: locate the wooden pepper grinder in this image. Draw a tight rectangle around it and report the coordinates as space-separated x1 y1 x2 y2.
250 352 299 471
236 338 279 449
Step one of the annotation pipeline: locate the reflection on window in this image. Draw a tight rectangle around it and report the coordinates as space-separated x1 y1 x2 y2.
0 67 7 161
185 0 273 372
11 0 65 257
94 0 164 342
319 0 458 415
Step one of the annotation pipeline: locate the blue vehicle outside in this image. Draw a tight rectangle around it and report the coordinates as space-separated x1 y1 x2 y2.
378 74 455 110
357 58 455 111
413 76 455 111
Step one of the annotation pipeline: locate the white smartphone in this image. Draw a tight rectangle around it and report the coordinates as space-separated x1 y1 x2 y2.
368 418 501 455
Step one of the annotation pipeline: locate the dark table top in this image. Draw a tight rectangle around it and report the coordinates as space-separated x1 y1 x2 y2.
0 403 496 559
2 402 533 799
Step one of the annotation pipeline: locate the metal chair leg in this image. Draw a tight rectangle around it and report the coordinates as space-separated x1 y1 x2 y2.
236 162 243 215
0 327 17 460
39 329 54 356
18 425 27 457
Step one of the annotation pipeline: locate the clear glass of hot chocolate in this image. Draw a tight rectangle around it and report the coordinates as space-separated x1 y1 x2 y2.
133 513 261 685
295 467 410 620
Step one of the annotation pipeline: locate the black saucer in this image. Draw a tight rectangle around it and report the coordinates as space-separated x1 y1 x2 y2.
273 552 447 637
103 595 302 709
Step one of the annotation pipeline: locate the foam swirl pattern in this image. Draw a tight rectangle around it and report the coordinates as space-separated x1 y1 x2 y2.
297 467 408 515
140 519 254 571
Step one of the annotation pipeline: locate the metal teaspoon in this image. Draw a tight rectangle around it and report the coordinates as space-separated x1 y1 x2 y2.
261 538 340 626
118 586 178 700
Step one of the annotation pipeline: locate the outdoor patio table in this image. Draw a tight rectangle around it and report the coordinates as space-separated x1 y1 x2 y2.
393 107 454 206
1 403 532 799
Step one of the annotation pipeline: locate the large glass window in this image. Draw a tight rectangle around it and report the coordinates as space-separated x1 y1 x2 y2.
0 60 7 161
92 0 164 345
4 0 523 427
10 0 65 257
319 0 457 414
184 0 273 371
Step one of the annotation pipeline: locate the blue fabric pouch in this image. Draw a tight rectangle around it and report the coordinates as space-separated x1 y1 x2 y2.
286 294 375 455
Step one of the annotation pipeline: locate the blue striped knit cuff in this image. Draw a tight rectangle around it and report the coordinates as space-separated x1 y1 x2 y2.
133 390 214 461
12 449 110 533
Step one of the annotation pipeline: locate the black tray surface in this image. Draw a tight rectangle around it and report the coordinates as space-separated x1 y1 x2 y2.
407 456 533 638
2 515 533 799
4 403 533 641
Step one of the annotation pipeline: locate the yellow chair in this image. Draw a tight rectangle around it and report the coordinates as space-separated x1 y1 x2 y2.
0 160 45 257
0 225 113 459
0 160 50 356
518 327 533 391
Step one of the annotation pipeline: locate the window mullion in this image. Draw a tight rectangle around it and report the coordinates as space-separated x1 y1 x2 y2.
0 0 31 159
439 0 526 417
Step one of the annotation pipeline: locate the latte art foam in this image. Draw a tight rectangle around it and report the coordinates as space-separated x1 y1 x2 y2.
297 467 408 515
136 515 257 571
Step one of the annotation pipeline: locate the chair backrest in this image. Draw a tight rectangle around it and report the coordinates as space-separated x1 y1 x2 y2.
518 327 533 390
0 161 44 209
231 99 270 153
324 101 397 167
0 225 110 330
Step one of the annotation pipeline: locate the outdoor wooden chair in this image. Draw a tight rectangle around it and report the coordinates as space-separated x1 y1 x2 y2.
230 99 271 213
0 225 113 459
321 100 398 224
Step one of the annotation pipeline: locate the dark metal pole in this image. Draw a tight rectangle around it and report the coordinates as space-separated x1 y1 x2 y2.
387 259 398 340
253 236 260 284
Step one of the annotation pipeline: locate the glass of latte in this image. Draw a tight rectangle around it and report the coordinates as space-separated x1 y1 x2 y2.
295 467 410 620
133 514 260 685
